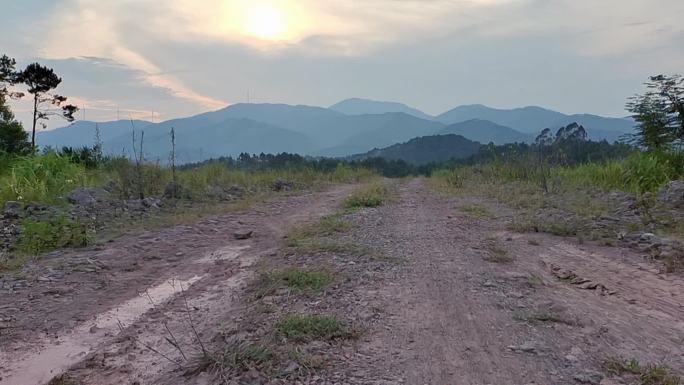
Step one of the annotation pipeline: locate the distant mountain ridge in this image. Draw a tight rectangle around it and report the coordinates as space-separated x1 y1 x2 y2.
436 104 634 134
438 119 532 144
330 98 433 120
37 99 633 163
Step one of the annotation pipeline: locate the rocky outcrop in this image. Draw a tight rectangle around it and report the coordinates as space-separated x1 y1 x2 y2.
657 180 684 209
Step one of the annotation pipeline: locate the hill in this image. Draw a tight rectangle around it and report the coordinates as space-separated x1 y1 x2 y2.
437 119 532 144
352 134 481 165
436 104 634 135
103 117 313 164
37 120 152 149
329 98 433 120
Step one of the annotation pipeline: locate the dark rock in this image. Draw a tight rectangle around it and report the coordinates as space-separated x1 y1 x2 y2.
574 371 604 385
141 197 163 209
67 187 110 206
3 201 23 219
272 178 294 192
233 230 253 240
657 180 684 208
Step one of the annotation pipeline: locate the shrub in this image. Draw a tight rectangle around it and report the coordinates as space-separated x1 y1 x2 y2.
17 215 91 255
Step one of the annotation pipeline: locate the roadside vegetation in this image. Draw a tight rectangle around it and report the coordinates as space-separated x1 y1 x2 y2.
430 74 684 270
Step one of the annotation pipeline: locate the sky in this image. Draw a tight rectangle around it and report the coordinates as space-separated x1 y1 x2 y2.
1 0 683 129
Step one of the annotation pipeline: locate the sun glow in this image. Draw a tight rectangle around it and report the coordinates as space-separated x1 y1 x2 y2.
244 5 287 41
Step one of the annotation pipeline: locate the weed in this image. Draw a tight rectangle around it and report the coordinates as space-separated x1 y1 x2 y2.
604 357 681 385
458 204 493 219
343 183 390 209
256 267 333 298
195 340 275 375
275 314 357 342
16 215 90 256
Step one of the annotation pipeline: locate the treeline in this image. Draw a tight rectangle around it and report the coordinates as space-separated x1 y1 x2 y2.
179 133 638 178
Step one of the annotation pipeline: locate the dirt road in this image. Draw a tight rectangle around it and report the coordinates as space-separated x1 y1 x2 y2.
0 185 355 385
2 178 683 385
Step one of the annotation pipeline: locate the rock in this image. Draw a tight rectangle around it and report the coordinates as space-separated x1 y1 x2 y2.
233 230 253 240
163 181 184 199
67 187 109 206
508 342 537 354
141 197 163 209
573 371 604 385
272 178 294 192
3 201 23 219
657 180 684 208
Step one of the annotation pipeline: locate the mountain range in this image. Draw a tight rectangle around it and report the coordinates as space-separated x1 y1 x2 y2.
37 98 635 163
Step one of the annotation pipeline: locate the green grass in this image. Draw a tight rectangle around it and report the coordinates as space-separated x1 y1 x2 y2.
0 154 377 207
0 153 97 205
196 341 276 375
275 314 357 341
604 357 681 385
552 151 683 195
16 215 91 256
256 267 334 298
343 182 390 209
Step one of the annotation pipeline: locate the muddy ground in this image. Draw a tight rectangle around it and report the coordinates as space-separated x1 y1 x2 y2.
1 179 682 385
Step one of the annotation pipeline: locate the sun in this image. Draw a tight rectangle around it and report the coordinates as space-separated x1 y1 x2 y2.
244 5 286 41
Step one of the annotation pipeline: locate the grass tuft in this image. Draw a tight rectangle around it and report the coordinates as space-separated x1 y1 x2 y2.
604 357 681 385
343 182 390 209
275 314 357 342
256 267 334 298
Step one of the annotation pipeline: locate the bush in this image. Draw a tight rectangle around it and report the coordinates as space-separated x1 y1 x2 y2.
17 215 91 255
343 182 390 209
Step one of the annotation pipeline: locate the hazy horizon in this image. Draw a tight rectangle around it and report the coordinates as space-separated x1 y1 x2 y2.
2 0 683 129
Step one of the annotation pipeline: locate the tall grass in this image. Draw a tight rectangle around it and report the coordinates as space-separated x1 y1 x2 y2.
431 151 683 195
0 153 97 204
0 154 376 207
553 151 684 194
